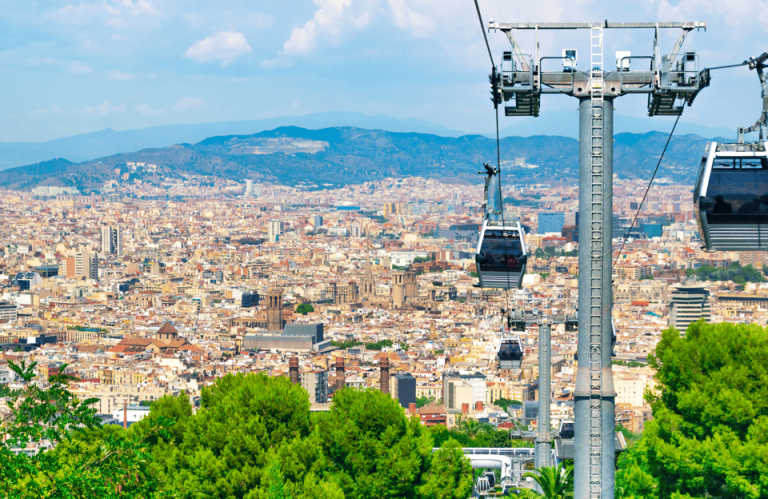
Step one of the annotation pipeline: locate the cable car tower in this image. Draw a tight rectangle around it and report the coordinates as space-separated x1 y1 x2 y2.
487 21 708 499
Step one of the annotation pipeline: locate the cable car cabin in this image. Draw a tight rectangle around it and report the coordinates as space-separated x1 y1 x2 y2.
498 335 523 370
559 421 575 440
694 141 768 251
475 220 527 289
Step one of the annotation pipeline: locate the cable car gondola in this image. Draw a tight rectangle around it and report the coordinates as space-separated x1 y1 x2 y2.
694 141 768 251
498 334 524 370
475 163 528 289
558 421 575 440
694 53 768 251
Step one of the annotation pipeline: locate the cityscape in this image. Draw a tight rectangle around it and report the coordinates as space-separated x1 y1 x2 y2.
1 1 767 499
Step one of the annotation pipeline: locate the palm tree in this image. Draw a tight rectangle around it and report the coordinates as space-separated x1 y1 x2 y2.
523 464 574 499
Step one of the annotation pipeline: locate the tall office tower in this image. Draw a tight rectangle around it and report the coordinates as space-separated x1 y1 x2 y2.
300 370 328 404
100 226 123 256
74 250 98 280
669 284 712 331
313 215 323 228
245 179 253 196
268 220 284 243
351 224 362 238
537 212 566 234
390 373 417 408
266 288 284 331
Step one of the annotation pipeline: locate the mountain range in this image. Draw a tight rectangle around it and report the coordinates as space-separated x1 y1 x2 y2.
0 125 718 192
0 111 738 171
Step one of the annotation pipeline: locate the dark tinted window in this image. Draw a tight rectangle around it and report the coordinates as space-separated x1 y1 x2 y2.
498 340 522 361
477 231 525 272
701 167 768 222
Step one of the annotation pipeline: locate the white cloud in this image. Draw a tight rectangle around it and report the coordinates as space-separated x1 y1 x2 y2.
108 70 134 80
388 0 434 36
135 103 164 115
173 97 204 111
80 101 126 115
70 61 92 73
44 0 157 25
282 0 362 55
184 31 252 66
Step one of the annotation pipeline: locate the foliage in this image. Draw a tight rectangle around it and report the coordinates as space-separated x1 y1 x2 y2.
523 464 574 499
295 303 314 315
493 398 522 412
418 439 473 499
616 321 768 498
535 247 578 258
640 275 655 280
434 349 444 355
430 420 532 450
612 359 645 368
330 340 362 349
416 396 435 408
539 273 550 280
365 339 393 351
0 360 171 499
685 262 765 285
143 373 312 499
66 325 108 332
470 271 478 278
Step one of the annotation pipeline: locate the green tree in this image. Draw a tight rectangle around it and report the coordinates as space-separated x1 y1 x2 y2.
416 395 435 408
494 398 522 412
296 303 314 315
0 360 171 499
146 373 312 498
418 439 473 499
267 459 292 499
616 321 768 498
315 388 432 499
524 464 574 499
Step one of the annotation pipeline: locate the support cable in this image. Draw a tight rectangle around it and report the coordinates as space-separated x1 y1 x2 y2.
472 0 494 66
612 113 682 269
473 0 512 314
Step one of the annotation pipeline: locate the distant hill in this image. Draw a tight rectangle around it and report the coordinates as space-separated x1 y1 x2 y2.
0 126 717 192
0 112 467 171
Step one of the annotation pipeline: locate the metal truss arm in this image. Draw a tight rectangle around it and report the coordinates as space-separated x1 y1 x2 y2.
738 53 768 142
503 30 530 72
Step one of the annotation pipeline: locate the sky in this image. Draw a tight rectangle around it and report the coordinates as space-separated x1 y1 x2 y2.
0 0 766 142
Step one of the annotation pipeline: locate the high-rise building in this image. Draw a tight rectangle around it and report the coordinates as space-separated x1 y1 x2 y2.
241 292 260 308
669 284 711 331
351 224 362 238
268 220 284 243
100 226 123 256
740 251 768 269
300 370 328 404
313 215 323 228
66 250 98 280
245 179 253 196
538 212 565 234
0 301 18 322
390 373 417 409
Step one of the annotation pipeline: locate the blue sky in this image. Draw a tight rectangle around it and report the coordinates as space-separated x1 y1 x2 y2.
0 0 766 142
